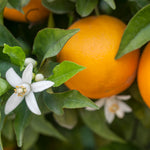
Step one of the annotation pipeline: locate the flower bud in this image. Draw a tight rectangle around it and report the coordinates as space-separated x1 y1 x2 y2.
35 73 44 81
25 58 37 68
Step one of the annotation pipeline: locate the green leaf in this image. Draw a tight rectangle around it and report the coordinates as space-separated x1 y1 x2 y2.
80 109 125 143
0 78 10 96
104 0 116 10
2 120 14 141
31 115 66 141
42 0 75 14
116 4 150 59
76 0 98 17
44 90 99 115
33 28 79 64
7 0 29 11
14 102 32 147
128 0 150 15
0 134 3 150
3 44 25 71
0 102 6 132
99 142 140 150
53 109 78 129
0 0 7 13
0 24 20 47
48 61 86 87
22 127 39 150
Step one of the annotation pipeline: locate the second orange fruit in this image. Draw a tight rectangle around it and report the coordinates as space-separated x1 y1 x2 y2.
4 0 49 23
57 15 140 99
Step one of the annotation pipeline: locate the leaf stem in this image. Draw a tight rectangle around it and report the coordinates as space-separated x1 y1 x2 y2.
94 7 100 16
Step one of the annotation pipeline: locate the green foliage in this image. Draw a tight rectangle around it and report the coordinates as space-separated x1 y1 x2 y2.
76 0 98 17
44 90 99 115
99 142 140 150
33 28 80 64
14 102 32 147
104 0 116 10
80 109 124 143
116 4 150 58
53 109 78 129
48 61 86 87
42 0 75 14
3 44 25 70
0 78 9 96
30 116 66 141
0 24 20 47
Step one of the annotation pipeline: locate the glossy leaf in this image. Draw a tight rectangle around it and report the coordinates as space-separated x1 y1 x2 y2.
0 0 7 12
80 109 125 143
42 0 75 14
76 0 98 17
53 109 78 129
44 90 99 115
0 78 10 96
48 61 86 87
14 102 32 147
22 127 39 150
31 116 66 141
0 24 20 47
7 0 22 11
104 0 116 10
3 44 25 70
116 4 150 59
33 28 79 64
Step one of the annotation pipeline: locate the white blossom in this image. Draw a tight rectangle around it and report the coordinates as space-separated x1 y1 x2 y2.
86 95 132 124
5 63 54 115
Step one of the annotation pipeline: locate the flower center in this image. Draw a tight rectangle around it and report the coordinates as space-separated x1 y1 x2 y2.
14 83 31 97
109 103 119 113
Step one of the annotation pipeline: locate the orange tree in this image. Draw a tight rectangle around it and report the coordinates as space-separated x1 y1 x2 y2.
0 0 150 150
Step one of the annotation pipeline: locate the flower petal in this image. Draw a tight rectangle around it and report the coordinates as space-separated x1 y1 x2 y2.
104 104 115 124
5 93 24 114
6 68 22 87
22 63 33 84
116 95 131 101
118 101 132 113
86 98 105 111
31 81 54 93
25 92 41 115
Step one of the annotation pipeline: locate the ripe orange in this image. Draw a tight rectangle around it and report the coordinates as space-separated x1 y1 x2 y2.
3 0 50 23
57 15 140 99
138 42 150 107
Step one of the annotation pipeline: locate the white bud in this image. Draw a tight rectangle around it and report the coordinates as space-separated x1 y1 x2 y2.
35 73 44 81
25 58 37 68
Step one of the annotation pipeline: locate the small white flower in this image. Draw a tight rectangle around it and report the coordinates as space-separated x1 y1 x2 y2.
86 95 132 124
5 63 54 115
25 58 37 68
35 73 44 81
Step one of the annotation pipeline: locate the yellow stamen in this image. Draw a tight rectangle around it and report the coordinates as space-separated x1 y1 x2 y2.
109 104 119 113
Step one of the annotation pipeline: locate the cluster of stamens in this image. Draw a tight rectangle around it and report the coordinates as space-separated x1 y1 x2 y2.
14 86 27 97
109 103 119 113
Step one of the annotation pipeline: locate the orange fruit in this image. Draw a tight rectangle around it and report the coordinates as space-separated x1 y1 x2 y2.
57 15 140 99
3 0 50 23
138 42 150 107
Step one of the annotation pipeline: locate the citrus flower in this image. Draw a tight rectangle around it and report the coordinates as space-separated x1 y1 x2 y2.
5 63 54 115
86 95 132 124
